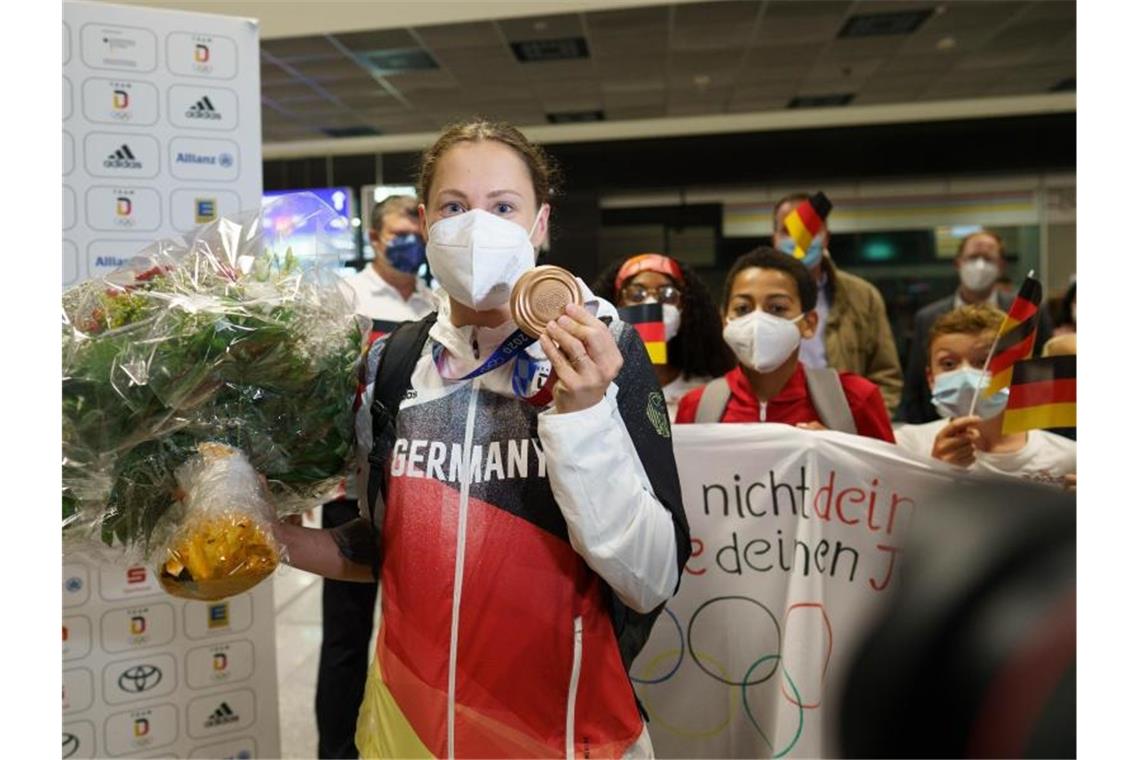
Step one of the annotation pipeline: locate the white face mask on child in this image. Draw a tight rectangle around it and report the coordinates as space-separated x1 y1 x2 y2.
722 310 805 372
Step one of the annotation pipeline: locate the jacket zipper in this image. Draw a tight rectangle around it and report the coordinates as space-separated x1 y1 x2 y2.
759 400 767 422
566 615 584 760
447 380 481 759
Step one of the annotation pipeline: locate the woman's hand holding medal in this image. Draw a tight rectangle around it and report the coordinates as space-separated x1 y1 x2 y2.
510 265 623 414
541 303 624 414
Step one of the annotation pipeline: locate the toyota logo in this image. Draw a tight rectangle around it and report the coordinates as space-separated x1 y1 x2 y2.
117 664 162 693
62 732 79 758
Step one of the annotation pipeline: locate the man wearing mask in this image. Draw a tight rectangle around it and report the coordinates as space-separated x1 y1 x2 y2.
344 194 437 327
772 193 903 415
899 229 1053 424
320 194 436 759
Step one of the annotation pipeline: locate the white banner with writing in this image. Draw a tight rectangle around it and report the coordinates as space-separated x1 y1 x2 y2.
633 424 964 758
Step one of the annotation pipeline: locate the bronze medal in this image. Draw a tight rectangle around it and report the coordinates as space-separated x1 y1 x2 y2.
510 265 583 338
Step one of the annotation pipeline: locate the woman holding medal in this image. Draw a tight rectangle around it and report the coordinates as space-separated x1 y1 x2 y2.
274 118 690 759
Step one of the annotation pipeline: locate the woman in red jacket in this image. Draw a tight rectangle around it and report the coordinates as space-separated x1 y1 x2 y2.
675 247 895 442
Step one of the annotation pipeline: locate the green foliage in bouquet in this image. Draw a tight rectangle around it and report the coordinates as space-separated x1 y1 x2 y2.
62 242 365 556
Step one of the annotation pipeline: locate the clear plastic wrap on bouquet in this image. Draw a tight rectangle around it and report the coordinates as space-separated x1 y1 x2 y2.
62 194 367 596
158 442 282 600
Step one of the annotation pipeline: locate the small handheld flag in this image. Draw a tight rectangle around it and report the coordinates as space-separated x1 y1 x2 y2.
1002 355 1076 434
982 273 1043 398
784 192 833 260
619 302 668 365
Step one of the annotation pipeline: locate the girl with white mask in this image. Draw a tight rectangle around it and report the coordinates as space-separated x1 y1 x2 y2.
595 253 735 421
674 247 895 443
269 119 688 759
895 304 1075 488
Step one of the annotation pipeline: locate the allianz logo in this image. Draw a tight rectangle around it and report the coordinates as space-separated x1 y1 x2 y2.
175 151 234 167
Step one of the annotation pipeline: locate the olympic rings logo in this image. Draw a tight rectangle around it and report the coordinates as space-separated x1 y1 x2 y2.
631 597 834 758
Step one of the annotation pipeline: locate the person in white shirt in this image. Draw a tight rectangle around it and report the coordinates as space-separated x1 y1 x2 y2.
593 253 736 421
894 304 1075 490
344 195 437 327
318 194 436 759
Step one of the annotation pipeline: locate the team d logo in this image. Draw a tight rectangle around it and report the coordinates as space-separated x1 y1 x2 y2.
194 43 210 62
129 615 147 635
212 652 228 672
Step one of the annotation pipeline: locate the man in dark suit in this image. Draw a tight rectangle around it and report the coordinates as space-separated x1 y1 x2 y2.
899 229 1053 424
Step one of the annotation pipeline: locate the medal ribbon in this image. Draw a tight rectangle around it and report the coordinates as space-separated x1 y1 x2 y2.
432 329 556 406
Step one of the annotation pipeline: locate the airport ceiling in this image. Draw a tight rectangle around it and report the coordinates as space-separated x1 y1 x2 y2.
253 0 1074 146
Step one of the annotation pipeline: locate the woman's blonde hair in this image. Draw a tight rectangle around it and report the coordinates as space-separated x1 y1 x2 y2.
417 117 560 207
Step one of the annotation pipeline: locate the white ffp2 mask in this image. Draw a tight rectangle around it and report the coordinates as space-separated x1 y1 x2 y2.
959 258 1000 293
426 209 541 310
722 310 805 372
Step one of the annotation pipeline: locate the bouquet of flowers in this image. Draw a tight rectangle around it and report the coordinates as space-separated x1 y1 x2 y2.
62 195 367 600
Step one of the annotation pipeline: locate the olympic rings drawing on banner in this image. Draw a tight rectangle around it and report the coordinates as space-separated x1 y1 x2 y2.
631 607 684 685
687 596 782 686
640 650 740 739
631 596 817 755
741 655 805 758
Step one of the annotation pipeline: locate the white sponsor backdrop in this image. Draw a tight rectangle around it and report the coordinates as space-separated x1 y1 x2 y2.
63 559 278 759
63 0 260 284
63 2 278 758
632 424 966 759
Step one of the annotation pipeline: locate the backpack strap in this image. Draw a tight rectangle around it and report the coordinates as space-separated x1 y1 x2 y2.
694 377 731 423
362 312 437 579
803 366 858 435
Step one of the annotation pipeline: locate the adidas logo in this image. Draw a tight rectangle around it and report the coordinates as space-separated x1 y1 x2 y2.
204 701 239 728
103 144 142 170
186 95 222 121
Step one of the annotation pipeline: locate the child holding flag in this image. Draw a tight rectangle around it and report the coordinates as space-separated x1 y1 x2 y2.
894 304 1075 488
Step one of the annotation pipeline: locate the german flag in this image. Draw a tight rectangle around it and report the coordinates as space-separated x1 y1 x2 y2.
1002 355 1076 434
618 302 668 364
984 275 1042 396
784 192 833 260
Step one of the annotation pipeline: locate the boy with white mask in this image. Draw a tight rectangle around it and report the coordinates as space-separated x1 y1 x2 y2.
674 247 895 442
901 229 1054 424
895 304 1075 488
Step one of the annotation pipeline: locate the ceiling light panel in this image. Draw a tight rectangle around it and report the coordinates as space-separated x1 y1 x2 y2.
838 8 935 38
510 37 591 63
